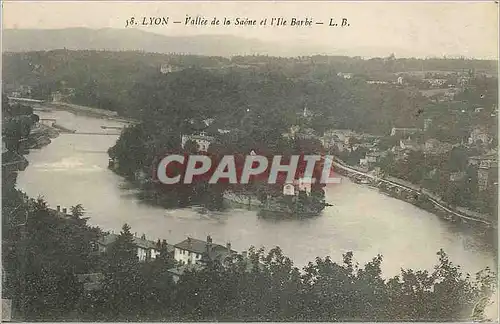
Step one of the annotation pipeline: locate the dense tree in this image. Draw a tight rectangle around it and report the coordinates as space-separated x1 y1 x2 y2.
2 194 497 322
2 194 99 320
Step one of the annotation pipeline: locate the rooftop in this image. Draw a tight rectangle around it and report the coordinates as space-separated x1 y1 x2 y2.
174 237 234 255
98 233 173 251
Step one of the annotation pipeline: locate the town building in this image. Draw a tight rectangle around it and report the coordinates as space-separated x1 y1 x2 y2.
359 151 387 168
167 264 205 284
468 152 497 167
390 127 421 137
424 139 453 155
337 72 353 79
468 152 498 191
334 142 349 153
173 236 235 266
367 80 389 85
167 249 260 284
283 126 317 141
424 118 433 132
2 298 12 322
181 132 215 152
77 273 105 292
320 134 339 149
50 205 73 219
2 140 8 154
399 138 421 151
52 91 63 102
13 85 33 97
297 177 313 194
449 171 466 182
323 129 364 145
478 163 497 192
160 64 183 74
97 233 170 262
295 128 317 140
283 183 295 196
391 146 410 161
458 76 470 87
160 64 174 74
468 127 490 145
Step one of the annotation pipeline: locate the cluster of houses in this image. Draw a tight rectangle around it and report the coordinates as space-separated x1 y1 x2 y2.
78 234 240 290
180 118 231 152
342 73 405 85
318 123 497 191
8 82 77 104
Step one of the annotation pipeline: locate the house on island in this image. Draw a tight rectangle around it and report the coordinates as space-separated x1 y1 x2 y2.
181 118 232 152
77 273 105 292
181 132 215 152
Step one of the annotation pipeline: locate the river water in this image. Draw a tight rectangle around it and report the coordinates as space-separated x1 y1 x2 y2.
17 109 497 279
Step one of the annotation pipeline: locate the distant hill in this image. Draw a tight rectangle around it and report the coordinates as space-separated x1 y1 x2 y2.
6 28 499 59
2 28 339 57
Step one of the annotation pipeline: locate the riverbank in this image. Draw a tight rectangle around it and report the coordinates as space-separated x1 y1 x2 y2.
331 157 496 229
2 123 60 174
16 109 496 284
49 101 138 124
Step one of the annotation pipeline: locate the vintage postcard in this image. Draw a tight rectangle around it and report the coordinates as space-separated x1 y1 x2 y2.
1 1 498 322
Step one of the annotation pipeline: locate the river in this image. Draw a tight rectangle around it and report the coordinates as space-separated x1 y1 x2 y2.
17 109 497 279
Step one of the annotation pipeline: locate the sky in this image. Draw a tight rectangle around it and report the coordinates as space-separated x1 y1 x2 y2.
2 1 499 58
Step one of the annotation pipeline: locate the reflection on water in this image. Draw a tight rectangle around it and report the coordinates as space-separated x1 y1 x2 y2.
17 110 496 279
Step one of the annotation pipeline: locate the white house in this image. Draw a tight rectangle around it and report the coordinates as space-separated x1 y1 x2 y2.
283 183 295 196
97 233 165 262
2 140 8 154
297 177 313 194
160 64 175 74
367 80 389 85
467 152 497 167
173 236 235 266
181 132 215 152
52 91 63 102
399 139 421 151
337 72 353 79
424 139 453 155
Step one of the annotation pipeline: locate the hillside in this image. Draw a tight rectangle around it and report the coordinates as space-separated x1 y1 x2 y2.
2 28 332 57
7 28 498 60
